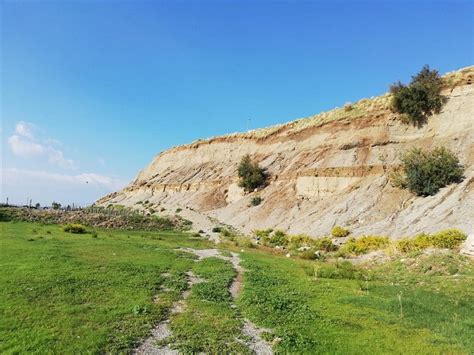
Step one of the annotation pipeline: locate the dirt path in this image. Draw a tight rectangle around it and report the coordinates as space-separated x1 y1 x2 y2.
135 248 273 354
179 248 274 355
133 271 203 355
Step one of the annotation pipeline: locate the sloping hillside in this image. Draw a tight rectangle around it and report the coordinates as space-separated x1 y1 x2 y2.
98 66 473 238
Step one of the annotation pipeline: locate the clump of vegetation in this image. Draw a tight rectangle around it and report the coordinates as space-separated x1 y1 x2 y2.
176 208 182 213
390 65 447 126
237 154 268 193
212 226 222 233
331 225 350 238
315 260 369 280
339 235 389 255
63 223 87 234
392 147 464 196
250 196 263 206
397 229 466 252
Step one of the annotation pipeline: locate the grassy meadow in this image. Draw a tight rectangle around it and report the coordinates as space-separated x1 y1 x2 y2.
1 220 473 354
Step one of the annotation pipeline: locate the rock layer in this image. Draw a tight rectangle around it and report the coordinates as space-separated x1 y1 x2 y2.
98 67 474 237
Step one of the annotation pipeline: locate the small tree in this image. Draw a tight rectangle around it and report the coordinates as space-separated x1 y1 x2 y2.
52 202 61 210
390 65 447 126
392 147 464 196
238 155 268 193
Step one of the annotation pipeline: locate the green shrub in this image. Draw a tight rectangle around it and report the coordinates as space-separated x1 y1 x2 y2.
341 235 389 255
313 237 338 252
288 234 313 250
299 250 319 260
0 209 13 222
63 224 86 234
397 229 466 252
238 155 268 193
268 230 289 247
394 147 464 196
175 208 182 213
431 229 467 249
212 226 222 233
331 225 350 238
315 261 368 280
390 65 446 126
250 196 263 206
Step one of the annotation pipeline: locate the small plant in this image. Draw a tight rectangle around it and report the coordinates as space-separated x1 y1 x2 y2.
268 230 289 247
390 65 447 126
132 305 148 315
299 250 320 260
237 154 268 193
63 224 86 234
250 196 263 206
392 147 464 196
331 225 350 238
91 231 98 238
212 226 222 233
176 208 182 213
341 235 389 255
313 237 338 252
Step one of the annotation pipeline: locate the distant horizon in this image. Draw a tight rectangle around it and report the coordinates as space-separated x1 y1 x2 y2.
2 0 473 206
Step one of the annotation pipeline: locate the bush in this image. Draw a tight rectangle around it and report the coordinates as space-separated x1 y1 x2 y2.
238 155 268 193
63 223 86 234
431 229 467 249
0 209 13 222
212 226 222 233
393 147 464 196
315 261 368 280
313 237 338 252
341 235 389 255
267 230 289 247
390 65 447 126
299 250 320 260
331 225 350 238
250 196 263 206
397 229 466 252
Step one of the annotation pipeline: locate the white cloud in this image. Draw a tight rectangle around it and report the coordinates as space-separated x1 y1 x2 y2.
14 121 37 139
47 147 76 169
8 135 45 157
8 121 77 169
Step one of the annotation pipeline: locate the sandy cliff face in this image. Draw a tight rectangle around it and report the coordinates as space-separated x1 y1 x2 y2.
98 67 474 237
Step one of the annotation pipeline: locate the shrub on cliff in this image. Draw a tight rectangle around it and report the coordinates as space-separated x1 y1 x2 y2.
392 147 464 196
237 155 268 192
390 65 447 126
331 225 350 238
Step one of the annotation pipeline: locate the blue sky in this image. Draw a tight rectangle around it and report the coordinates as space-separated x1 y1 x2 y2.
1 0 473 206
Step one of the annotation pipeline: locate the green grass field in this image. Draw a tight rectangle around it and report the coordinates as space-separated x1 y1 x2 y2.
1 221 473 354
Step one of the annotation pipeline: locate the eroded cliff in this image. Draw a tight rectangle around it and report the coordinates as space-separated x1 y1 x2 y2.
98 66 474 238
